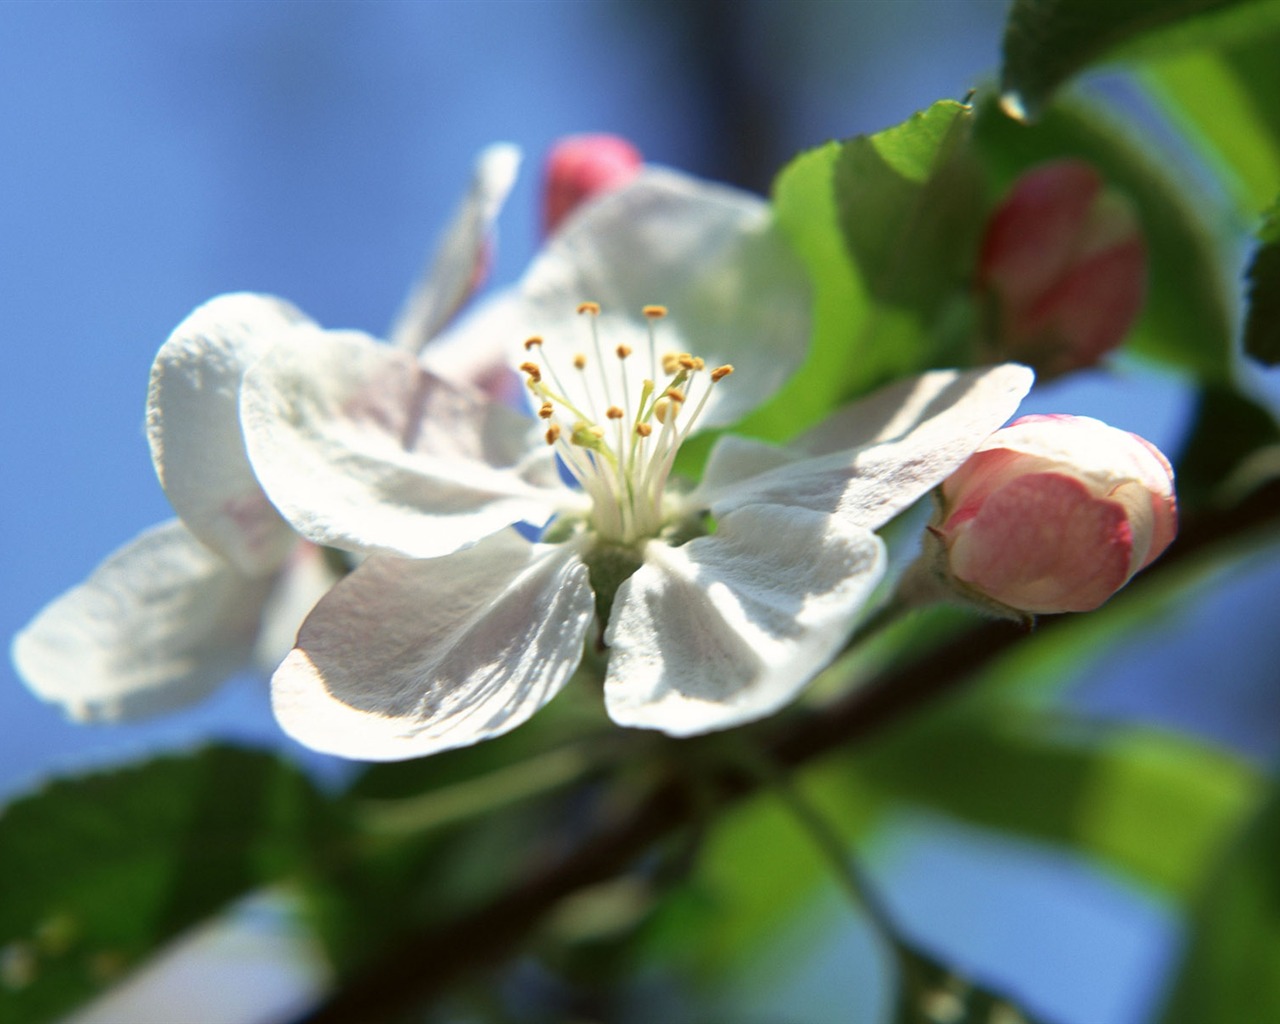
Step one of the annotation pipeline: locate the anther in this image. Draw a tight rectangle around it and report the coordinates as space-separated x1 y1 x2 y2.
523 336 543 350
616 344 632 359
635 422 653 437
573 353 587 370
677 354 697 370
654 397 674 424
643 305 668 319
519 361 542 382
606 406 625 419
661 353 680 375
577 301 601 316
538 402 554 419
664 388 686 403
710 364 734 382
545 424 561 445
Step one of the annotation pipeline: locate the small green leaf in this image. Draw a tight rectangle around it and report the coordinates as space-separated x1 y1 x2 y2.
1000 0 1280 121
1157 784 1280 1024
974 96 1235 381
1245 200 1280 364
0 746 329 1024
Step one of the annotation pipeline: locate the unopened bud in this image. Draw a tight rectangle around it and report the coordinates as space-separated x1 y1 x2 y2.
977 160 1146 376
924 414 1177 616
542 134 643 235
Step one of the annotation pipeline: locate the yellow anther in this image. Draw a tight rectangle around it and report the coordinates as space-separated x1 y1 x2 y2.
664 387 686 403
616 344 632 359
654 397 674 424
573 353 587 370
642 305 668 319
661 353 680 375
577 301 601 315
523 336 543 350
677 354 697 370
538 402 554 419
606 406 625 420
710 364 734 382
545 424 561 445
519 361 542 381
635 422 653 438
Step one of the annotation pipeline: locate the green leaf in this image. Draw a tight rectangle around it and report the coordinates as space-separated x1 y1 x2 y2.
740 101 985 443
1000 0 1280 121
973 96 1235 381
1142 38 1280 215
1176 383 1280 508
856 714 1260 898
1157 784 1280 1024
1245 200 1280 364
0 746 329 1024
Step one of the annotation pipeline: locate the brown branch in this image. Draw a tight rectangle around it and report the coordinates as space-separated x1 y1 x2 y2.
300 478 1280 1024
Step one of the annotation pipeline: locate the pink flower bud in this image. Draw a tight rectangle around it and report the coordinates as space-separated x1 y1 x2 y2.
929 414 1177 615
978 160 1146 376
542 134 643 235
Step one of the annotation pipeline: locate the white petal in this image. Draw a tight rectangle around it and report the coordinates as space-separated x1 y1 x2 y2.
389 143 522 354
251 543 346 674
147 293 312 575
11 520 274 721
695 365 1034 528
604 504 886 736
271 534 594 760
507 166 811 429
242 328 576 559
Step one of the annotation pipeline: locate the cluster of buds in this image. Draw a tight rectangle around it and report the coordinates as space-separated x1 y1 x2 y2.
977 160 1147 376
920 414 1177 617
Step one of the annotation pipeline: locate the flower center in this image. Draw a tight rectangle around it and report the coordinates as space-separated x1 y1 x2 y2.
519 302 732 546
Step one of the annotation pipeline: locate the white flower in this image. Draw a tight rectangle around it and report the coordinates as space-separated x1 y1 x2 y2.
12 145 521 721
240 168 1034 759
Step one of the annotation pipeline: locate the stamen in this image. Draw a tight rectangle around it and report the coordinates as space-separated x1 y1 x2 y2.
615 344 632 359
635 422 653 437
573 353 587 370
545 424 561 444
519 361 542 382
538 401 554 419
664 388 686 403
661 353 680 375
524 336 543 350
577 301 601 315
654 397 674 424
710 364 734 382
642 305 667 319
606 406 625 420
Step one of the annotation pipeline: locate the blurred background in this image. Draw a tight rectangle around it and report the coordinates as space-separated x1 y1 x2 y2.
3 2 1278 1023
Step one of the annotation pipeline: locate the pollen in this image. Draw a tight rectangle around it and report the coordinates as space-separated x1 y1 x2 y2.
515 301 735 545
